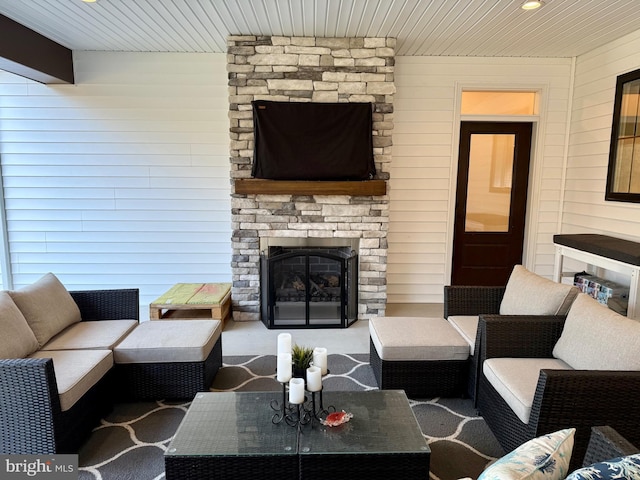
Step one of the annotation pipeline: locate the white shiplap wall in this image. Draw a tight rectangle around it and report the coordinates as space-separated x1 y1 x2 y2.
564 29 640 241
388 56 573 303
3 48 622 309
0 51 231 319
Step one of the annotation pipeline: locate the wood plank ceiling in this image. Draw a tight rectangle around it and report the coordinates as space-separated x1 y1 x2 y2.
1 0 640 58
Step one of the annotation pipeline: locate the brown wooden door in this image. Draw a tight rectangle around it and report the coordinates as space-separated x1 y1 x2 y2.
451 122 533 286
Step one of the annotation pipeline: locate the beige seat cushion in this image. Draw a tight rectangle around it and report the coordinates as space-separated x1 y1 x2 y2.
500 265 579 316
29 349 113 412
114 320 221 364
447 315 479 355
369 316 469 361
41 320 139 351
9 273 81 347
483 357 571 424
0 291 40 359
553 293 640 370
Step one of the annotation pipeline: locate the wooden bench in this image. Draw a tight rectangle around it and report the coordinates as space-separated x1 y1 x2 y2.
149 283 232 326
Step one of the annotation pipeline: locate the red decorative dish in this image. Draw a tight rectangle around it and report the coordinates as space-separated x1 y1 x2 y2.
321 410 353 427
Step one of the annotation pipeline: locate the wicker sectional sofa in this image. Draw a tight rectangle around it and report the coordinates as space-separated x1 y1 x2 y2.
0 273 140 454
0 273 224 455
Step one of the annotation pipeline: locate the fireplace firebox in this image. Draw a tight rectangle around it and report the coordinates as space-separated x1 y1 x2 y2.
260 239 358 329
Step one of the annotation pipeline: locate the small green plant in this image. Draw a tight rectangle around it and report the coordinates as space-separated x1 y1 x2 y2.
291 344 314 372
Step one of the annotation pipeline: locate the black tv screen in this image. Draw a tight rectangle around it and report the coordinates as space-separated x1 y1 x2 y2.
251 100 375 181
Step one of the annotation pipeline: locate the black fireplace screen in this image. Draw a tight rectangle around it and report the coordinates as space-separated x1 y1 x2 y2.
260 246 358 329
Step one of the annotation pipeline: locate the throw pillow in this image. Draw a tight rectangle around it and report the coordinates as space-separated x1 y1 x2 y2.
565 454 640 480
0 291 39 358
499 265 579 316
477 428 575 480
8 273 81 347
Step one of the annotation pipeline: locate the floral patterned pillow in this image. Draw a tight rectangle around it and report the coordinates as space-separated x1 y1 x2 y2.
565 454 640 480
477 428 575 480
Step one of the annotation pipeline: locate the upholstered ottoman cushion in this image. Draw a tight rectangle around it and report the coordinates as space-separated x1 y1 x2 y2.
114 320 221 364
113 320 223 400
370 316 469 361
369 316 470 397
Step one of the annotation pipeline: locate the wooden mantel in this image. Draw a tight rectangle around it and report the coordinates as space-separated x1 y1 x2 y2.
234 178 387 196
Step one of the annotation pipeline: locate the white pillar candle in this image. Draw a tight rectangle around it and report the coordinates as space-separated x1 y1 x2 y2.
313 347 328 375
289 377 305 404
306 366 322 392
276 353 292 383
277 333 292 355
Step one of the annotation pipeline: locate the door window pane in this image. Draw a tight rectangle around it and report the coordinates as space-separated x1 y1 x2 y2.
465 134 515 232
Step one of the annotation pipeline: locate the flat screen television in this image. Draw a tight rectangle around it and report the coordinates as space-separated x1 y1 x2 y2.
251 100 375 181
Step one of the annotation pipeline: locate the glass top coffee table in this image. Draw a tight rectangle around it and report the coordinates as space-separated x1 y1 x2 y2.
165 390 430 480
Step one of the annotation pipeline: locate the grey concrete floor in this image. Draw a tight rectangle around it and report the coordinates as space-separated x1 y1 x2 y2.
221 303 443 355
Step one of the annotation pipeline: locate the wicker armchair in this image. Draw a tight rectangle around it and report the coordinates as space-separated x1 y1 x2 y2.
476 314 640 471
444 285 505 402
444 268 578 405
0 288 139 454
443 286 506 319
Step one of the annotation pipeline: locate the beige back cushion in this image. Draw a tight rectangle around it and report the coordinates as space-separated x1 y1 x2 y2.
9 273 81 347
0 291 40 358
499 265 579 315
553 293 640 370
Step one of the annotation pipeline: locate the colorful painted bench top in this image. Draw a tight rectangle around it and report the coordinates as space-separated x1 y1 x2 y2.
152 283 231 306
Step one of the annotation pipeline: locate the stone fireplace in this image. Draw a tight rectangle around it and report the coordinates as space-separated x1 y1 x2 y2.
228 35 395 323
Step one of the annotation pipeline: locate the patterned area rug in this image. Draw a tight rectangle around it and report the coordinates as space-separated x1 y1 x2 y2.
78 354 504 480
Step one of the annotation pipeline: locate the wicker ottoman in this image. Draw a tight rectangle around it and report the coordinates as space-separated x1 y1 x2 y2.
114 320 222 400
369 316 470 398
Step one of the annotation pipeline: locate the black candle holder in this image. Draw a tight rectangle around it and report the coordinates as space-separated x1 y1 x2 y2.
270 379 335 428
270 381 312 427
307 388 336 421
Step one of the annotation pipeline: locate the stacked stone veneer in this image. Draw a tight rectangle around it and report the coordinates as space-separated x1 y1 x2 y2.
228 35 395 322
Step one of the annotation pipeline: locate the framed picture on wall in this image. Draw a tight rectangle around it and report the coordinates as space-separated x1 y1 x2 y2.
606 67 640 203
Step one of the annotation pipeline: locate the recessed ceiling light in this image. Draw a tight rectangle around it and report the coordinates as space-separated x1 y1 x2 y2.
521 0 544 10
82 0 98 3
